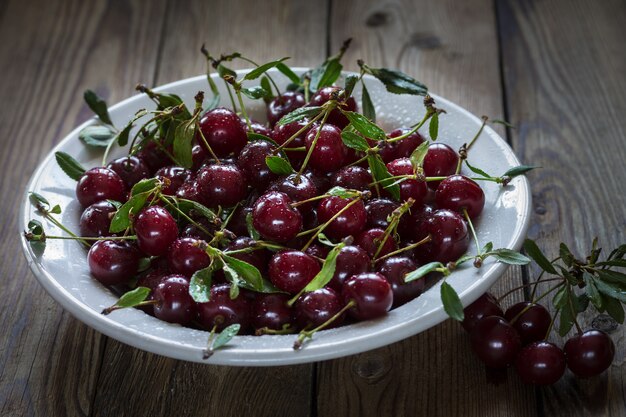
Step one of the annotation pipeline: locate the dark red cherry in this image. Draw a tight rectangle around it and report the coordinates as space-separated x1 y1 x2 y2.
136 140 173 173
414 209 469 264
267 91 306 126
470 316 521 368
515 341 566 385
196 164 248 208
237 140 279 191
106 156 150 189
251 293 294 331
134 206 179 256
268 250 320 294
155 166 192 196
88 240 140 286
271 120 311 168
377 256 424 307
304 243 330 260
224 237 269 275
76 167 126 207
176 177 202 203
386 158 428 204
328 245 371 291
331 166 372 192
304 124 348 173
355 228 398 259
435 175 485 219
252 191 303 243
387 128 425 159
196 283 252 332
461 292 504 332
294 287 344 329
398 204 434 240
198 107 248 157
317 196 367 240
309 86 357 129
153 274 196 325
269 174 318 212
191 144 208 170
223 205 251 237
365 198 400 229
342 272 393 321
423 143 459 190
504 302 552 345
80 200 117 237
167 237 210 277
564 330 615 378
241 119 273 137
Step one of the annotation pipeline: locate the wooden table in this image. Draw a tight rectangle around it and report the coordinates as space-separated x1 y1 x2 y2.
1 0 625 415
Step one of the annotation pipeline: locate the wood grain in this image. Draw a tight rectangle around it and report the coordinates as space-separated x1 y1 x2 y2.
0 0 167 416
316 1 536 416
499 0 626 416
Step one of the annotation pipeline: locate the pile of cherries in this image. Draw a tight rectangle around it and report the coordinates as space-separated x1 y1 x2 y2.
75 84 487 346
462 293 615 384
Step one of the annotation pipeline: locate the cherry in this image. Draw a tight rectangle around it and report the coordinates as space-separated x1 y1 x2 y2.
515 341 566 385
80 200 117 237
470 316 521 368
271 120 311 168
304 170 331 195
327 245 371 291
376 256 424 307
398 204 434 241
252 191 303 242
309 86 357 129
106 156 150 189
316 196 367 240
136 140 173 173
294 287 345 329
355 228 398 259
155 166 192 196
365 198 399 229
414 209 469 264
224 205 251 237
423 143 459 190
341 272 393 320
196 164 248 208
153 274 196 325
268 250 320 294
175 177 202 203
224 237 269 274
435 175 485 219
198 107 248 157
268 174 318 212
461 292 504 332
504 302 551 345
191 143 208 170
134 206 179 256
305 243 330 260
237 140 279 190
564 330 615 378
267 91 306 126
241 119 273 137
76 167 126 207
251 293 294 331
331 166 372 192
167 237 210 277
88 240 140 286
386 158 428 204
304 124 348 173
387 128 425 159
196 283 252 332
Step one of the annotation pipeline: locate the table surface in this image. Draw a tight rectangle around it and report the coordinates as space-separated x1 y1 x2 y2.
1 0 625 416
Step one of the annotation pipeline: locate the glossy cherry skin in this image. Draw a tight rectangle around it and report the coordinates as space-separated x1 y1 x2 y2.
470 316 522 368
136 140 173 173
316 196 367 240
387 128 425 159
196 164 248 208
309 86 357 129
167 237 210 277
332 166 372 192
504 302 552 345
155 166 192 196
515 341 566 385
461 292 504 332
386 158 428 204
223 205 252 237
355 228 398 259
237 140 279 191
152 275 197 325
341 272 393 321
398 204 434 241
134 206 179 256
191 144 208 170
377 256 424 307
80 200 117 237
196 284 252 332
76 167 127 207
304 124 348 173
271 120 311 168
294 287 345 329
365 199 399 229
268 250 320 294
251 293 294 331
268 174 318 213
175 177 202 203
267 91 306 126
88 240 140 286
328 245 371 291
435 175 485 219
564 330 615 378
106 156 150 189
241 119 273 137
423 143 459 190
414 209 469 264
252 191 303 243
198 107 248 157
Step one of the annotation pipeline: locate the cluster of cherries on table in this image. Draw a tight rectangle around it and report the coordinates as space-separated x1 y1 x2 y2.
77 85 486 346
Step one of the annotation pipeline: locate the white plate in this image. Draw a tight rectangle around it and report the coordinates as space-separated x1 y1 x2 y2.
20 68 531 366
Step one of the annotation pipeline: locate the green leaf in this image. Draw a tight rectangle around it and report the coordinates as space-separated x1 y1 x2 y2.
137 257 151 272
366 67 428 96
552 286 567 308
27 219 44 235
596 270 626 287
50 204 62 214
409 141 430 169
79 125 116 148
340 130 369 152
487 249 531 265
502 165 537 178
429 112 439 140
465 160 492 179
29 192 50 210
608 244 626 261
596 259 626 268
276 63 301 85
556 265 579 286
316 233 337 248
404 261 444 282
344 74 359 97
453 254 476 268
310 59 342 91
132 178 160 195
173 121 195 169
217 63 237 79
326 186 361 199
243 58 289 81
109 192 150 233
265 155 294 175
190 266 215 302
361 81 376 122
54 151 86 181
558 302 575 336
83 89 113 125
603 295 625 324
523 239 557 274
116 122 133 147
594 279 626 303
245 212 261 240
174 198 219 224
241 85 271 100
559 243 575 267
368 154 400 200
260 76 274 100
583 272 603 310
212 323 241 350
277 106 323 126
482 242 494 254
116 287 150 308
441 281 464 321
302 243 345 292
222 255 264 292
341 111 386 141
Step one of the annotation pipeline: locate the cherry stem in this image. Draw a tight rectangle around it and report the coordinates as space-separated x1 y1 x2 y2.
202 322 220 360
223 79 238 113
255 323 296 335
234 87 252 132
159 195 214 238
507 282 563 325
456 115 488 174
299 197 362 252
529 256 561 300
293 299 356 350
196 121 221 163
375 234 432 263
463 208 481 259
46 235 137 241
290 193 330 208
372 199 414 261
296 108 332 179
386 106 434 144
566 285 583 334
275 110 325 152
34 206 90 248
101 299 158 315
496 277 564 303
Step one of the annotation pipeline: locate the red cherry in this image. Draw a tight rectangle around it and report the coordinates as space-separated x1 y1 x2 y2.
317 196 367 240
470 316 521 368
341 272 393 321
414 209 469 264
435 175 485 219
515 341 566 385
294 287 344 329
308 86 357 129
134 206 179 256
252 191 303 243
386 158 428 204
167 237 210 277
106 156 150 189
423 143 459 190
198 107 248 157
196 164 248 208
355 227 398 259
377 256 424 307
461 293 503 332
504 302 552 345
267 92 306 126
76 167 126 207
564 330 615 378
196 283 252 332
304 124 348 173
88 240 140 286
80 200 117 237
153 274 196 325
268 250 320 294
237 140 279 191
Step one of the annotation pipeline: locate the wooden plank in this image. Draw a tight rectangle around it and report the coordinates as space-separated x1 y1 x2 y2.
316 1 537 416
499 0 626 415
0 0 167 416
90 1 328 416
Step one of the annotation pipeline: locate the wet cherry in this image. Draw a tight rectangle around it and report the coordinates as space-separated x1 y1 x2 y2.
341 272 393 321
251 293 294 331
423 143 459 190
76 167 126 207
134 206 179 256
304 124 348 173
294 287 345 329
167 237 210 277
196 163 248 208
153 274 196 325
267 91 306 126
198 107 248 157
106 156 150 189
237 140 279 191
196 283 252 332
317 196 367 240
377 256 424 307
88 240 140 286
155 166 192 196
308 86 357 129
355 227 398 259
327 245 371 291
268 250 320 294
435 175 485 219
79 200 117 237
252 191 303 243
